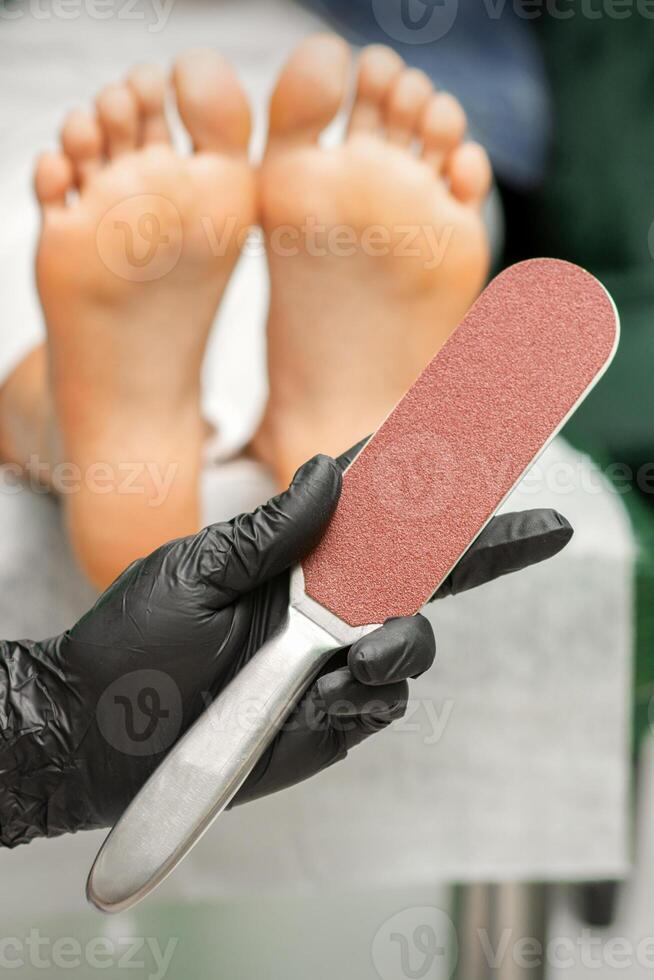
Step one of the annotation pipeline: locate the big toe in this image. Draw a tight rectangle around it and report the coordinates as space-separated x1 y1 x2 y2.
172 49 251 154
266 34 350 152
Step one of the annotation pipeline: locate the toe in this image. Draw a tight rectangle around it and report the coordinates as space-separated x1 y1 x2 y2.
347 44 404 137
96 82 139 158
173 48 251 154
127 63 171 145
447 142 492 205
384 68 433 146
266 34 350 150
34 151 74 209
420 92 467 174
60 108 103 186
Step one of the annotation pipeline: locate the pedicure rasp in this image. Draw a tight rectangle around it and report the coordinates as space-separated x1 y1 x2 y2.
87 258 619 913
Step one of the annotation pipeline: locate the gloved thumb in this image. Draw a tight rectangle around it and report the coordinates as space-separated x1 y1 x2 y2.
199 454 342 605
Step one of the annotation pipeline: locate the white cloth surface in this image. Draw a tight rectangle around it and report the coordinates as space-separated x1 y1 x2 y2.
0 437 634 919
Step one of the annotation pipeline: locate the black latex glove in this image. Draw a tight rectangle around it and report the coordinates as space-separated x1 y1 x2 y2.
0 453 572 847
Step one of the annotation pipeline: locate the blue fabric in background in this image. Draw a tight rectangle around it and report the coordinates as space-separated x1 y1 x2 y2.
300 0 551 189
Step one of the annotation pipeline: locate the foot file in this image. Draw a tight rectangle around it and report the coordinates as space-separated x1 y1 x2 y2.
87 258 619 912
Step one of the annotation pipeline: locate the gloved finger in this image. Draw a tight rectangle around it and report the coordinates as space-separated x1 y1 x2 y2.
314 666 409 717
348 614 435 685
198 454 341 604
432 509 573 600
233 673 406 806
340 704 406 750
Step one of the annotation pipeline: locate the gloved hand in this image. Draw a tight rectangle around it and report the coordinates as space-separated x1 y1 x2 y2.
0 452 572 846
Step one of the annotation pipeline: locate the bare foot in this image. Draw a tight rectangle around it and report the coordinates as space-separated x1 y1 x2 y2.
34 52 255 587
253 36 491 487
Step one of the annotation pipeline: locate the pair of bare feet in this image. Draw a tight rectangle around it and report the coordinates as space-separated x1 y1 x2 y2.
6 35 491 588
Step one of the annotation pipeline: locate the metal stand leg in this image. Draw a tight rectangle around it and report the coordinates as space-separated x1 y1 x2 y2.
455 883 548 980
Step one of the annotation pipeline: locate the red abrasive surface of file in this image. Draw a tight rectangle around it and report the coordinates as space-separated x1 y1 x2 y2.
302 259 619 627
